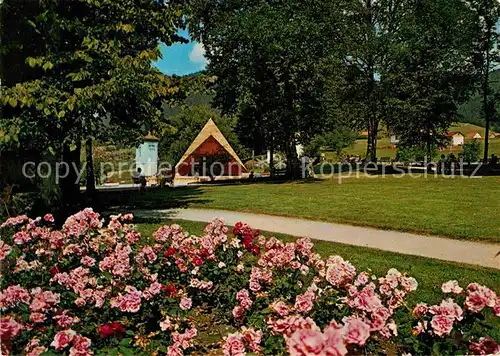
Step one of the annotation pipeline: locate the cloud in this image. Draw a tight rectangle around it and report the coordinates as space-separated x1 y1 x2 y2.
189 42 208 68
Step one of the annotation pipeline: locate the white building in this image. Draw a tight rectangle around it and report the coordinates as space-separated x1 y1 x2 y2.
135 133 159 176
445 132 465 146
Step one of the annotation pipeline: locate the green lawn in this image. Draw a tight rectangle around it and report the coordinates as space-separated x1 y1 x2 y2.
115 176 500 242
347 137 396 159
136 219 500 305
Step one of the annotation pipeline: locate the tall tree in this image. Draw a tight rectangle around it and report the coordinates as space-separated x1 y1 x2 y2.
468 0 500 162
190 0 350 177
1 0 187 212
333 0 407 162
384 0 477 156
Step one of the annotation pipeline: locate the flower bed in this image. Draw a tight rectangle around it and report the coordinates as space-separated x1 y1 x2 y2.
0 209 499 355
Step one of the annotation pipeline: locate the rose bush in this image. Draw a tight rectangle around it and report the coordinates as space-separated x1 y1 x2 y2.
0 209 498 355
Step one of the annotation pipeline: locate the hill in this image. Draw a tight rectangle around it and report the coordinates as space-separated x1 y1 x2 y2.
448 122 499 137
458 70 500 132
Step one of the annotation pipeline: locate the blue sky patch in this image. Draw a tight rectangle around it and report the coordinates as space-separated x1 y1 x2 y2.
154 29 207 76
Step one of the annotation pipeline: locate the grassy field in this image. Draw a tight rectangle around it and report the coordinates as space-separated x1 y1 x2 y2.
335 123 500 161
136 219 500 305
103 176 500 242
325 138 397 161
339 137 500 161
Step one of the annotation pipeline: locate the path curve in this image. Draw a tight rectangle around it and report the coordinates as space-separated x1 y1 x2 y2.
136 208 500 270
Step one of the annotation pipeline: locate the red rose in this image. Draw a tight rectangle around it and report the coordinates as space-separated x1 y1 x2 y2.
110 322 125 334
242 236 254 250
193 257 203 266
98 324 115 338
200 248 210 257
162 282 177 297
233 222 243 235
50 265 60 276
251 245 260 256
164 247 176 258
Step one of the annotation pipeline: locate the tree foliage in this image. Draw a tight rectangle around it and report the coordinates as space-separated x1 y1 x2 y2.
467 0 500 160
0 0 192 212
461 140 481 164
190 0 351 176
384 0 477 155
1 0 187 151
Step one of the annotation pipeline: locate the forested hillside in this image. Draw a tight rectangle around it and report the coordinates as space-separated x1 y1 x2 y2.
458 70 500 132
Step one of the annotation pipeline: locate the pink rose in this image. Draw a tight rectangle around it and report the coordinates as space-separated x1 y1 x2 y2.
29 298 46 312
469 336 500 355
355 272 370 286
160 317 172 331
412 303 428 318
379 283 392 296
43 214 55 222
430 299 463 321
179 297 192 311
242 327 262 353
0 240 12 261
494 300 500 317
80 256 95 267
401 277 418 292
236 289 253 310
0 316 22 340
29 312 46 323
232 305 245 319
343 318 370 346
271 300 290 317
249 280 261 293
430 315 453 337
223 333 246 356
465 284 496 313
69 334 92 356
51 330 76 351
323 325 348 356
441 280 463 294
465 292 488 313
286 328 325 355
75 298 86 307
295 294 314 313
167 344 183 356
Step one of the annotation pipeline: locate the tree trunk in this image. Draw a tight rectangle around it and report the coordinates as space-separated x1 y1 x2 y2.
60 143 81 219
365 118 379 163
482 24 492 163
364 0 378 164
482 61 491 163
85 138 95 194
269 136 275 179
285 138 300 179
426 126 432 161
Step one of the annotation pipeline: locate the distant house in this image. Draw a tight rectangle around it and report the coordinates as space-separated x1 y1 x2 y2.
466 132 482 140
489 132 500 139
445 132 465 146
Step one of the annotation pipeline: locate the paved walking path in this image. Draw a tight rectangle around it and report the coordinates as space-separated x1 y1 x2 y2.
135 208 500 269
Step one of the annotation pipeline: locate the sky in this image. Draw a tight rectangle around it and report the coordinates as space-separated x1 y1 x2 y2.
153 29 207 76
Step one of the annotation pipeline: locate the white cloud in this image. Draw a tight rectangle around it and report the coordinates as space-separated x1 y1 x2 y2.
189 42 208 68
